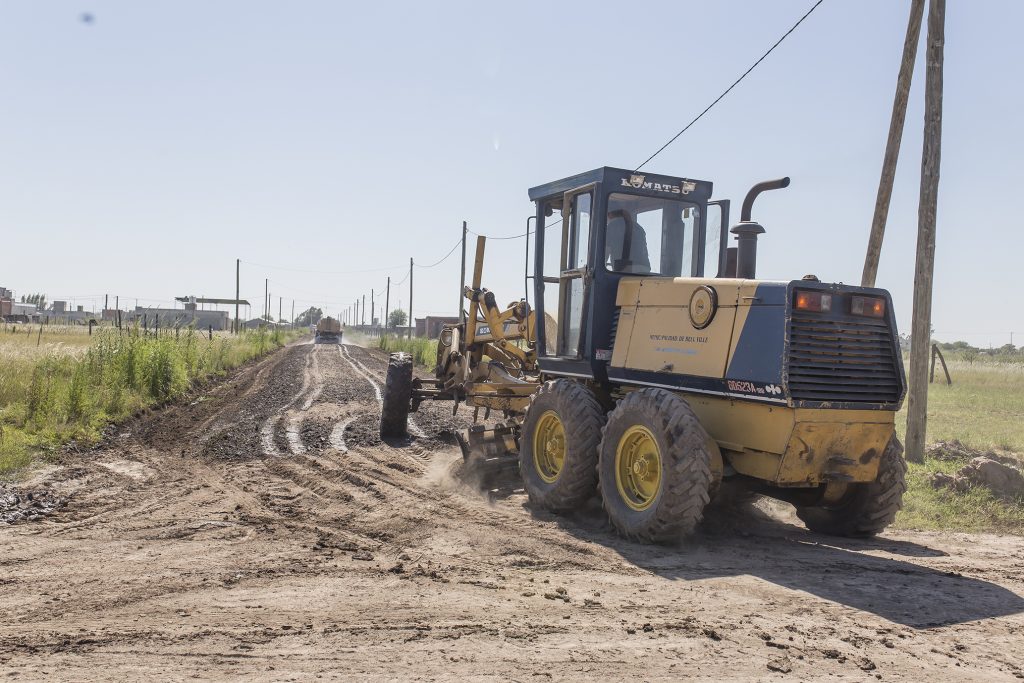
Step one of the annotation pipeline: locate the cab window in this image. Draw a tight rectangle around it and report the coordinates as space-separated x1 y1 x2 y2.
605 193 700 276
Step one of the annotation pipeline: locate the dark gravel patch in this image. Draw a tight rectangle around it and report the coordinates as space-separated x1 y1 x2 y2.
1 486 66 524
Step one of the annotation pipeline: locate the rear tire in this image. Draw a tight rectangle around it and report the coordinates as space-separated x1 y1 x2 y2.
380 352 413 438
519 380 604 512
796 435 907 537
598 389 712 543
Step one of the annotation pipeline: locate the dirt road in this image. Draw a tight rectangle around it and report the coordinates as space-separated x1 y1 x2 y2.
2 340 1023 681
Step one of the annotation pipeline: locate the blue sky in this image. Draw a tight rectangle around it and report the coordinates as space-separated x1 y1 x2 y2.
1 1 1021 346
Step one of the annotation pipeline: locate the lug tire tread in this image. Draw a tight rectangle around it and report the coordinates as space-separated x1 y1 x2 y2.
380 352 413 438
599 388 712 543
519 379 605 511
796 436 907 537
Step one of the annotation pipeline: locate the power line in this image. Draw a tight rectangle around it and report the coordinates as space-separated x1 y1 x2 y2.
414 237 462 268
467 217 562 241
634 0 826 171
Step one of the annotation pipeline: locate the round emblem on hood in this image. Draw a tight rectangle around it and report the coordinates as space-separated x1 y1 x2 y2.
689 286 718 330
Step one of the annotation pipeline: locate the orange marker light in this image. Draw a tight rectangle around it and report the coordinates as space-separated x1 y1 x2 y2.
794 291 832 313
851 295 885 318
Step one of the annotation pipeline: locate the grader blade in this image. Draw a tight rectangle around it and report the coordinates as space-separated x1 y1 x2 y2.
455 423 520 487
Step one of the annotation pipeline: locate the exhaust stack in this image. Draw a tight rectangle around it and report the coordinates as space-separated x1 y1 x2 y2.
730 177 790 279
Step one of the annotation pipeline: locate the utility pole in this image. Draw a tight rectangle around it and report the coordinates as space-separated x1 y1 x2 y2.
371 289 375 327
264 279 268 320
862 0 925 288
385 276 391 332
459 220 467 323
905 0 945 464
278 296 282 324
362 294 366 326
291 300 295 328
235 259 240 334
409 257 414 339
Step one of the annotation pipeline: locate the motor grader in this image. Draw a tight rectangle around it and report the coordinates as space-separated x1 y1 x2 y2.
380 166 907 543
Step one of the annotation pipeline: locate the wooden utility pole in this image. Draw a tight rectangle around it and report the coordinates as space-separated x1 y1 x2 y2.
862 0 926 288
385 276 391 332
459 221 467 323
408 257 414 339
905 0 945 464
235 259 240 334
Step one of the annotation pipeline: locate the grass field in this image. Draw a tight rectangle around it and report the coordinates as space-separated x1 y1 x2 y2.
0 324 301 476
893 359 1024 533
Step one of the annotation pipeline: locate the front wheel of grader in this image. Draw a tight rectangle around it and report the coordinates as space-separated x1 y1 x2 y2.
380 352 413 438
518 379 605 512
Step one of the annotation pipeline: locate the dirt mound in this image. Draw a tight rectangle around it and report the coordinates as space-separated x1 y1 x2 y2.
931 456 1024 500
926 439 1022 466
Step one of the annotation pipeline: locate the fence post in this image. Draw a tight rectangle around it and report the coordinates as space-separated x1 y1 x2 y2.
209 325 213 341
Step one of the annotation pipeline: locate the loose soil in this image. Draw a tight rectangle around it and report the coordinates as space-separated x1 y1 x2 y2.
2 340 1023 681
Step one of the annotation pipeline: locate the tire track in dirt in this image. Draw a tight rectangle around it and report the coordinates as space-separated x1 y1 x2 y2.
257 342 338 457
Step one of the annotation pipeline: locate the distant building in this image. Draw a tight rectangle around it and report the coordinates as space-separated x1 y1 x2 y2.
127 306 229 331
12 302 38 317
0 287 12 318
415 316 459 339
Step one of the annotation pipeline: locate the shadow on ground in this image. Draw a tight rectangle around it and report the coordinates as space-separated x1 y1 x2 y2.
467 466 1024 629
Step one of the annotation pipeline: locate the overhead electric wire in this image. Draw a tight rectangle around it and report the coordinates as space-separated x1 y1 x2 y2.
414 237 462 269
467 217 562 242
634 0 825 172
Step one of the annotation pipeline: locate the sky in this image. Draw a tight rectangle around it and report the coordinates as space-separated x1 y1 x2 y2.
1 0 1022 347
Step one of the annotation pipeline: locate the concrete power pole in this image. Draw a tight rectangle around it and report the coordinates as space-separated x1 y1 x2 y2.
291 300 294 328
264 279 268 320
862 0 925 288
905 0 945 464
371 289 375 328
409 257 414 339
362 295 366 326
233 261 240 333
385 277 391 332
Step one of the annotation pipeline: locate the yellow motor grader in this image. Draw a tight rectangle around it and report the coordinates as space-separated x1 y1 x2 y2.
381 167 907 543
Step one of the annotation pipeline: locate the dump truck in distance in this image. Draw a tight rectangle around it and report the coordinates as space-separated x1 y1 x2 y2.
315 316 342 344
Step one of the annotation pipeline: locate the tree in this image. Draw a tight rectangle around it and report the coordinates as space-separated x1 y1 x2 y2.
387 309 407 329
20 293 46 310
294 307 323 327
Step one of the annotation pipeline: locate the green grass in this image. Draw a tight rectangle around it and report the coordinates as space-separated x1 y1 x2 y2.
376 335 439 367
896 360 1024 452
896 453 1024 534
0 326 300 476
889 359 1024 533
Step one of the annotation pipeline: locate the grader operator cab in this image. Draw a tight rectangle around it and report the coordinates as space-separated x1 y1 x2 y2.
381 166 907 543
